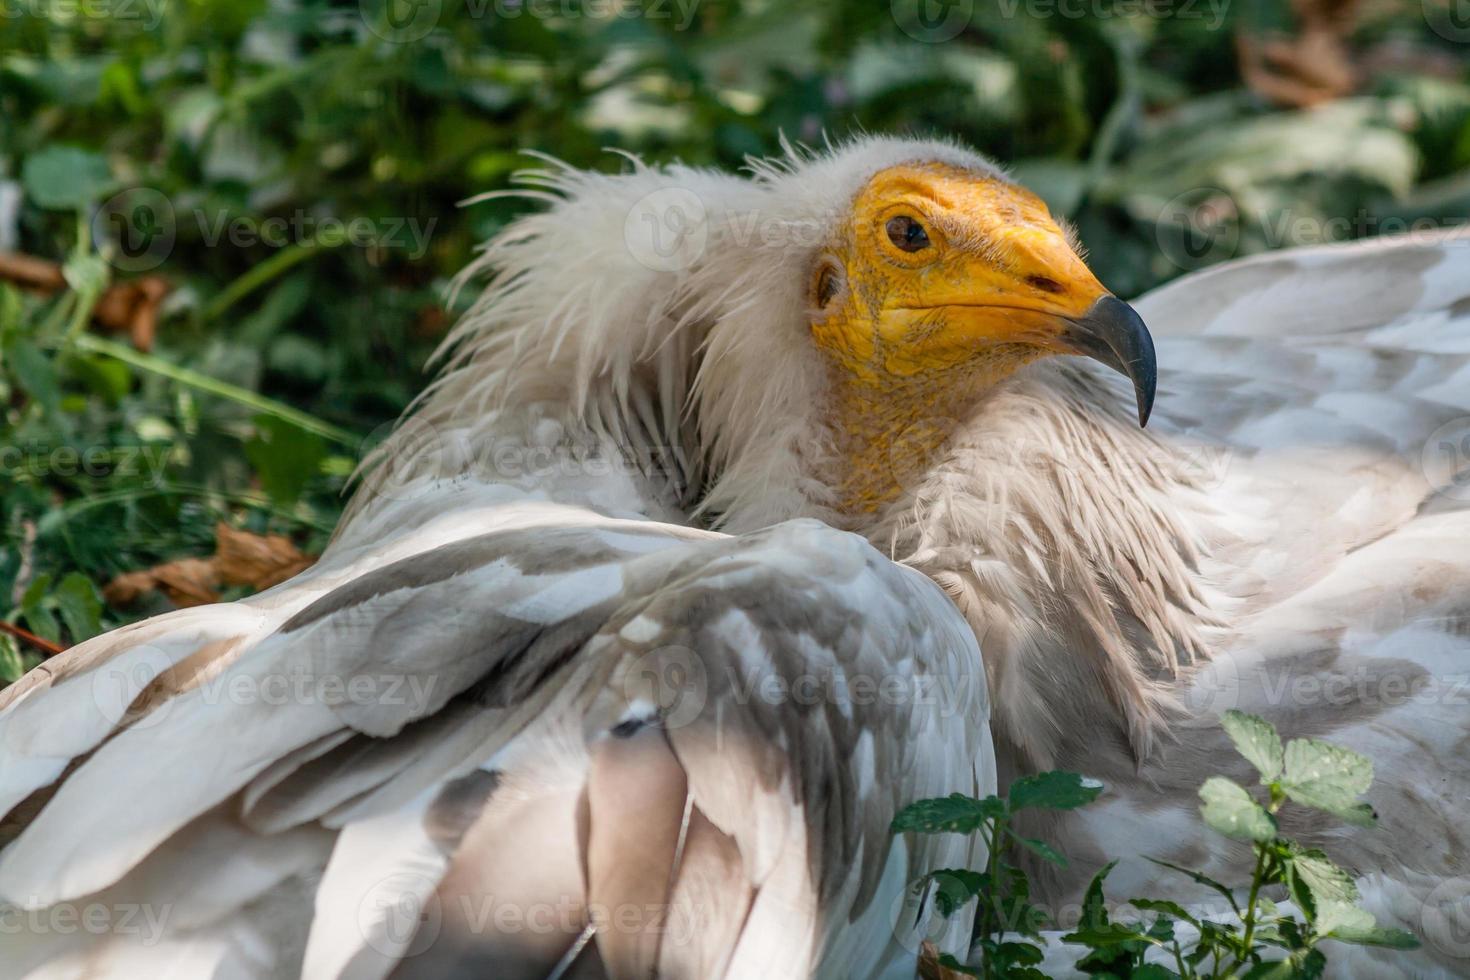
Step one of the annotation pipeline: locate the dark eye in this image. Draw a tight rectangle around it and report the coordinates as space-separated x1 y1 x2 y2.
885 215 931 253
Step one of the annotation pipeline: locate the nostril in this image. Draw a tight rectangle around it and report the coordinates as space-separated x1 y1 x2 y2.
1027 275 1064 294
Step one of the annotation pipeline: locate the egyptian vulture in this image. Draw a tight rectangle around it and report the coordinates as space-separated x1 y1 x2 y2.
1 137 1468 979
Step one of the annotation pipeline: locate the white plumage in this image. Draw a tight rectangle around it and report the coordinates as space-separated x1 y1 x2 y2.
1 136 1468 979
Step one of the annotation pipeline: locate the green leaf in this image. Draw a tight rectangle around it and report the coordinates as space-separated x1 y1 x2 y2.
1007 771 1104 812
1222 710 1284 782
1240 959 1301 980
1130 898 1201 929
934 953 981 977
992 942 1045 966
927 868 986 917
18 573 54 614
1323 914 1421 950
22 145 115 210
1060 922 1149 947
1281 739 1376 827
1199 776 1277 842
1131 966 1181 980
890 793 1006 835
19 604 60 644
1080 860 1117 929
1242 948 1327 979
62 253 111 297
1009 834 1068 867
52 573 103 643
8 340 61 417
1291 851 1358 909
244 414 328 507
1145 857 1242 916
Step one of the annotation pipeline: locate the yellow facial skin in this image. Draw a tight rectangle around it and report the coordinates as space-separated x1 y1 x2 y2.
811 163 1122 516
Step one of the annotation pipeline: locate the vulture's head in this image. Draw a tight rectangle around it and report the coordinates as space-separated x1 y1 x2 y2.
806 160 1154 424
370 137 1169 542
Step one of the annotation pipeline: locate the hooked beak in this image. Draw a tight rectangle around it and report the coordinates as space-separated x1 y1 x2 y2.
1060 295 1157 427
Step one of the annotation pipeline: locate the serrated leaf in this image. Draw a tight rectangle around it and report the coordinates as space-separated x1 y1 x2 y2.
1314 899 1372 937
1222 710 1284 782
1291 851 1358 909
891 793 1005 835
1199 776 1277 842
22 145 114 210
1007 771 1104 812
1325 917 1421 949
1281 738 1375 826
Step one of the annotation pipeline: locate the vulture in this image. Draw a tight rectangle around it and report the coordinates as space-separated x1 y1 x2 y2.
1 136 1468 980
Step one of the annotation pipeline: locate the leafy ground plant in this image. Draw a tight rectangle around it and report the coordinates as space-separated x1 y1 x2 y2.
892 711 1418 978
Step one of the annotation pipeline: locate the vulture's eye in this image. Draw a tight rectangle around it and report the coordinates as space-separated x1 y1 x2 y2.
885 215 931 252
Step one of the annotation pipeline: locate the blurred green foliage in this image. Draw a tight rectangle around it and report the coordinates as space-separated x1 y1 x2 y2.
1 0 1468 675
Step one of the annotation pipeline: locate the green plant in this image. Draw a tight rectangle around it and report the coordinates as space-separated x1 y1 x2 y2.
892 712 1418 978
893 771 1104 978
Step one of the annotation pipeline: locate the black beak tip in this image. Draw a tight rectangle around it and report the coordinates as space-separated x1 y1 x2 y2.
1070 295 1157 429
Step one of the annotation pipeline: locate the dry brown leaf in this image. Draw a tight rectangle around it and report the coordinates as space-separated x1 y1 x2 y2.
213 522 315 591
0 250 170 350
1237 0 1362 108
103 525 315 610
917 941 973 980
